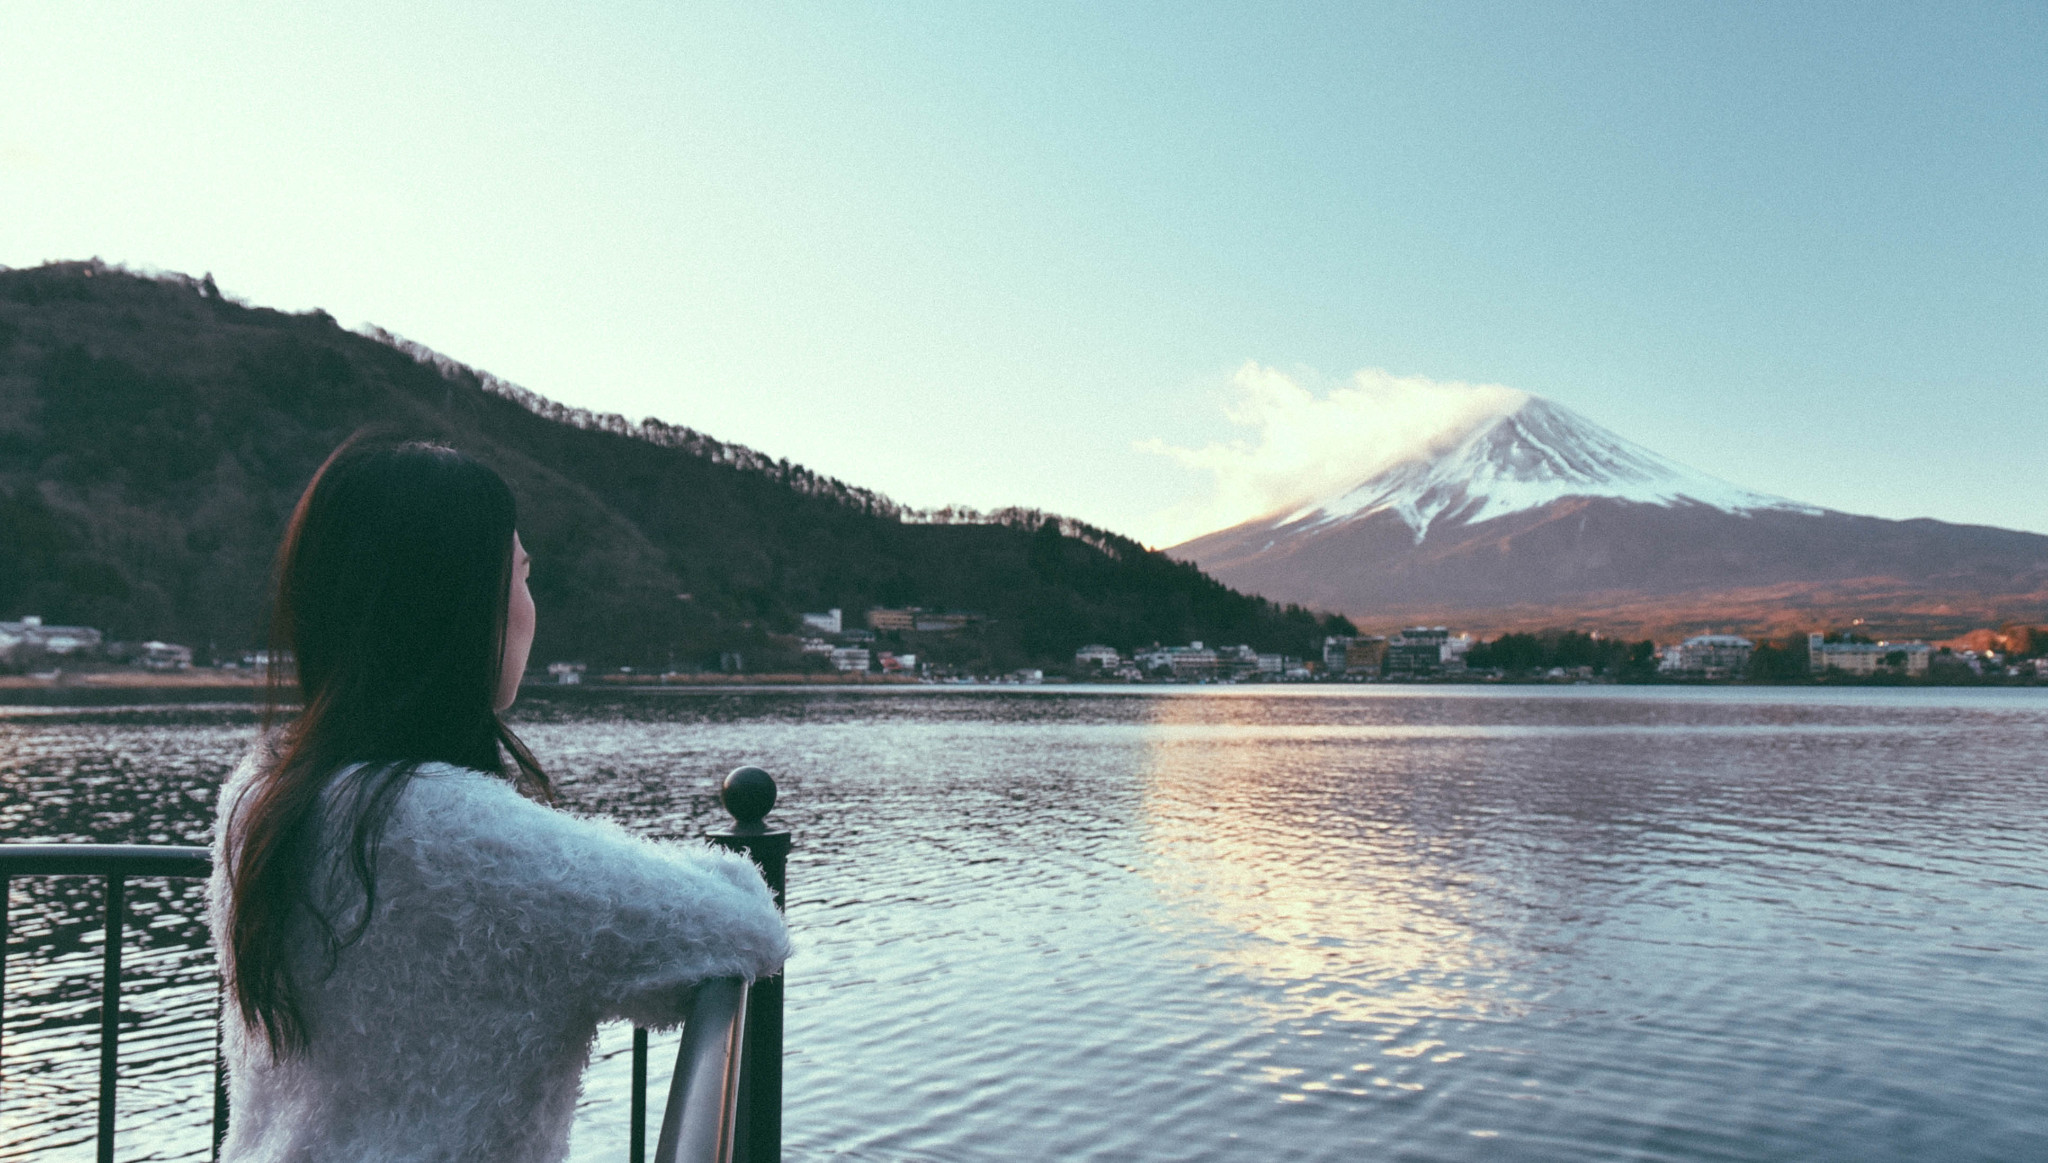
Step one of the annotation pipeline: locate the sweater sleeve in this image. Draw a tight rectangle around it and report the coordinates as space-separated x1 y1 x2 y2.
387 768 792 1030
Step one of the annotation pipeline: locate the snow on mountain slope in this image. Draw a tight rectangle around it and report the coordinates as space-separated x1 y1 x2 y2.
1168 393 2048 639
1286 396 1820 540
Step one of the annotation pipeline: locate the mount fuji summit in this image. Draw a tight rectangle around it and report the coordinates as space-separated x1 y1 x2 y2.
1169 396 2048 639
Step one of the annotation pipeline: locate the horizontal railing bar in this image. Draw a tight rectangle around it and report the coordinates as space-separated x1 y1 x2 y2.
0 845 211 879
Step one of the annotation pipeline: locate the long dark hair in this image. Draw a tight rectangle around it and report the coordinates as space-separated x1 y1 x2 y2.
228 437 551 1056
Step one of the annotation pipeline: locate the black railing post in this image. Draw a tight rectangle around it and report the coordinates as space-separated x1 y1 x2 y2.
98 873 126 1163
1 872 10 1085
707 766 789 1163
631 1026 650 1163
213 990 230 1163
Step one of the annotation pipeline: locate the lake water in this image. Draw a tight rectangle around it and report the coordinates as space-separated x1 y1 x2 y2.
3 685 2047 1161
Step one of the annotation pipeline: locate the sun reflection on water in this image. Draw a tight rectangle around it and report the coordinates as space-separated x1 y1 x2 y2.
1129 695 1532 1108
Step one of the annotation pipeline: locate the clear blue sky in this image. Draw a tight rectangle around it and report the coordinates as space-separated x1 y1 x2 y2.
4 2 2043 543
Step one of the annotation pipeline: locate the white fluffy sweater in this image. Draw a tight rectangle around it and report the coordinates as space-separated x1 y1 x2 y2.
205 757 792 1163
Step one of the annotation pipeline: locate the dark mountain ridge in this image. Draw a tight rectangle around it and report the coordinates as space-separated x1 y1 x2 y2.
0 261 1345 671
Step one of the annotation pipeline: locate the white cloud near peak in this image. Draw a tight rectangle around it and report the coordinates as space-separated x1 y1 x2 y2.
1139 362 1528 547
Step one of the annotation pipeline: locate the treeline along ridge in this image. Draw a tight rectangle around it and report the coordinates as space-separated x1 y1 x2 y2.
0 262 1350 673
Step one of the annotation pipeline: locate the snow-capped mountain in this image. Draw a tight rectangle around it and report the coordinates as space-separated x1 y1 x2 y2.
1171 395 2048 639
1283 396 1817 540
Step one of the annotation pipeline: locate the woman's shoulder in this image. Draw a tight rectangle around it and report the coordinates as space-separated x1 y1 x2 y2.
384 765 773 903
405 759 511 788
391 761 540 819
390 762 623 851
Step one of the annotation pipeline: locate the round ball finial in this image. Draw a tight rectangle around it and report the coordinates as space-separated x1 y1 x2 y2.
721 766 777 832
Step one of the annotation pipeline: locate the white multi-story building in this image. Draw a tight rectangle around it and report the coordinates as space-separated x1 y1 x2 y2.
1131 643 1223 679
1322 635 1351 674
1807 634 1931 676
1167 643 1220 680
1074 644 1122 669
1215 644 1260 678
140 641 193 671
1385 627 1451 677
0 615 103 660
801 609 843 635
1660 634 1755 677
828 647 870 673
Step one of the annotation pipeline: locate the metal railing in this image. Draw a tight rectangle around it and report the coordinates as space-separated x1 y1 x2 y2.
655 977 750 1163
700 766 791 1163
1 764 792 1163
0 843 221 1163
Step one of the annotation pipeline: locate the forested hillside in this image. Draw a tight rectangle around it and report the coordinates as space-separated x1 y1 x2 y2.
0 262 1346 672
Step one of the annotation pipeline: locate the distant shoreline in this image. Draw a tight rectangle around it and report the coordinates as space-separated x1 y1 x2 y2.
0 667 268 707
567 672 923 687
0 669 265 693
3 668 2039 708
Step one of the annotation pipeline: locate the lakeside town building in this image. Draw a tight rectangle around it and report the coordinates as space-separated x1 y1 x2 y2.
1321 629 1471 678
867 607 916 631
797 637 875 672
1807 633 1932 676
1385 627 1453 677
861 607 983 634
1322 635 1388 677
0 615 104 662
1659 634 1755 677
1158 643 1220 680
1074 644 1121 670
1082 642 1303 682
138 641 193 671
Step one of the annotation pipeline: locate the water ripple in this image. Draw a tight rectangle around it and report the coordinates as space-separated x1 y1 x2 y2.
5 686 2047 1161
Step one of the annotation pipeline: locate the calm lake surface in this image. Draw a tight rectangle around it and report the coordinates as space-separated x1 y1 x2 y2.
4 685 2047 1161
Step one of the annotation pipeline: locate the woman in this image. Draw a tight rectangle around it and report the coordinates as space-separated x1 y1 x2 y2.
205 439 790 1163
